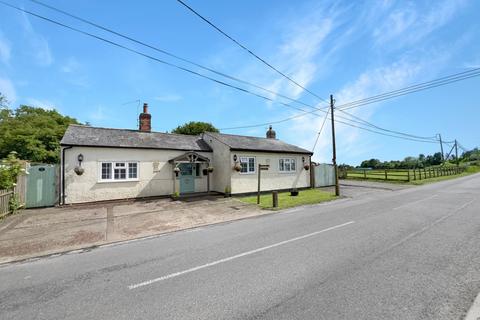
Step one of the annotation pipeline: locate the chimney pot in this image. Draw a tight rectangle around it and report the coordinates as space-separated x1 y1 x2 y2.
266 125 276 139
139 102 151 132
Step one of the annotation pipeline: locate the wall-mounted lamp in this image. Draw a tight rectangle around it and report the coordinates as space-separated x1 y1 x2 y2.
302 156 310 171
233 154 238 162
74 154 85 175
174 166 181 177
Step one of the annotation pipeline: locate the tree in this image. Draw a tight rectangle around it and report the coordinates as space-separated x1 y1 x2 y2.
171 121 219 135
0 105 80 163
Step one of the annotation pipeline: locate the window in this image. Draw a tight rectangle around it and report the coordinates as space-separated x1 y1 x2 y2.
99 161 138 181
101 163 112 180
279 158 296 173
239 157 256 174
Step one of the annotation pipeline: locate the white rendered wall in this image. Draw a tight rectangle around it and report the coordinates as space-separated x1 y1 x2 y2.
63 146 211 204
230 152 311 194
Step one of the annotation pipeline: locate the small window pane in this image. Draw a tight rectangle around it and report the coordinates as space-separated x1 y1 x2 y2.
291 159 296 171
115 163 125 167
279 159 284 171
128 163 137 179
240 162 247 173
285 161 291 171
114 168 126 179
101 163 111 179
248 158 255 172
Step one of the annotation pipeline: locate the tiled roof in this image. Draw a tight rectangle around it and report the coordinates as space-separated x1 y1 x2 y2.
61 125 212 152
204 132 313 155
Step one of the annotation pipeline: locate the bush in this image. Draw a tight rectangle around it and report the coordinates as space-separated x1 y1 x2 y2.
0 152 23 190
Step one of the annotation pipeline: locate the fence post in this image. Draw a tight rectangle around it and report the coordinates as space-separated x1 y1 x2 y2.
407 170 410 182
418 169 422 180
413 169 416 180
385 169 388 180
364 169 367 179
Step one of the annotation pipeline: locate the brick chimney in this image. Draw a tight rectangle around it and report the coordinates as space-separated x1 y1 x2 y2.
139 103 151 132
266 125 276 139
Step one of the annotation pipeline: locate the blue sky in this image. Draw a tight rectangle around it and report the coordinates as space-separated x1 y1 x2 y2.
0 0 479 165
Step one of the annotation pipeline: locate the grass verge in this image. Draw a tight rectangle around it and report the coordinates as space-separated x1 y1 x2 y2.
240 189 337 210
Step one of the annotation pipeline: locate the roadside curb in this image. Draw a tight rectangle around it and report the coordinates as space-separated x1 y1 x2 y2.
465 292 480 320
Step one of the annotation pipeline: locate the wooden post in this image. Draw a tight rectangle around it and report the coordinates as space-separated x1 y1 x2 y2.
257 164 261 204
385 169 388 180
418 169 422 180
272 191 278 208
413 169 416 180
423 168 426 179
407 170 410 182
364 169 367 179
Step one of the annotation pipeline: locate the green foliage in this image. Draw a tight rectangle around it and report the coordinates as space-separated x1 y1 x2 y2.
0 105 80 163
9 194 21 214
0 151 23 189
172 121 219 135
359 152 443 169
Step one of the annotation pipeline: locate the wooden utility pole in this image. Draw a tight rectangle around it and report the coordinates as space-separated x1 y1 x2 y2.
330 94 340 196
438 133 445 162
455 139 459 166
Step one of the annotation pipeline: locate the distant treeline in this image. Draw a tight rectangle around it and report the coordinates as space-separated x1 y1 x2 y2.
340 148 480 170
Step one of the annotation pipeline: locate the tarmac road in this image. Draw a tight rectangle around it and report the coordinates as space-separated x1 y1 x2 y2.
1 174 479 319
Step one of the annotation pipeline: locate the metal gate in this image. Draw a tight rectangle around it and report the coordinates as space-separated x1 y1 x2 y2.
26 164 58 208
313 163 335 187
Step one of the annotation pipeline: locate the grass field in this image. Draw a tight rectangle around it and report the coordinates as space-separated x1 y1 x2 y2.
345 166 479 185
240 189 337 210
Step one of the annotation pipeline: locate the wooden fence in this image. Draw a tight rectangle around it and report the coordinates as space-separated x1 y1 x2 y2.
0 174 27 217
345 166 465 182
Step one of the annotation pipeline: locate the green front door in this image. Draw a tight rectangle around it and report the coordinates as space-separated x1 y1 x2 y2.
26 164 58 208
179 163 195 194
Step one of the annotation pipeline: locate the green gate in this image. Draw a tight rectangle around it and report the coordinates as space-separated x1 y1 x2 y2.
26 164 58 208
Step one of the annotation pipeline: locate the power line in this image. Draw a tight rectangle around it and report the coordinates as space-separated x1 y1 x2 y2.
337 109 438 141
311 110 330 152
176 0 330 104
29 0 329 111
336 70 480 111
0 1 332 118
4 1 470 146
336 68 480 110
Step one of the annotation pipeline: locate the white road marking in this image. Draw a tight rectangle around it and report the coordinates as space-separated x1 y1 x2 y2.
465 291 480 320
392 194 438 210
128 220 355 289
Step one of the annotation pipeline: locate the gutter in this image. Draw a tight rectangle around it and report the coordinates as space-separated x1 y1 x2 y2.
61 146 73 205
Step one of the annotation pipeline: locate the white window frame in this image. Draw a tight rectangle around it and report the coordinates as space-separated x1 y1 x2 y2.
98 161 139 182
239 156 256 175
279 158 296 173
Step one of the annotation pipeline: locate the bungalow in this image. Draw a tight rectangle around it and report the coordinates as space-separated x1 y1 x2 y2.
60 103 313 204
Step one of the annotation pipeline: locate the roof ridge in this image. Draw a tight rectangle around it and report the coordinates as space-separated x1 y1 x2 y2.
68 124 201 139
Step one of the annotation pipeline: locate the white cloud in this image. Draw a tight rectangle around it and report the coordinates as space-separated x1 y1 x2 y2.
20 12 53 66
0 77 16 103
154 94 182 102
373 0 467 46
0 33 11 65
290 58 428 163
